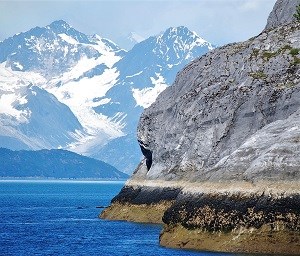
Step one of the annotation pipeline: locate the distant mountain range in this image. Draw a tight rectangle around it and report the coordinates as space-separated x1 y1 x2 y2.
0 20 214 174
118 32 145 50
0 148 128 179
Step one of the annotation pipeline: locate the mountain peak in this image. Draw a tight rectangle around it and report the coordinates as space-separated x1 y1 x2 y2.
45 20 94 45
162 26 192 38
265 0 298 30
158 26 212 50
128 32 145 44
48 20 71 31
165 26 190 34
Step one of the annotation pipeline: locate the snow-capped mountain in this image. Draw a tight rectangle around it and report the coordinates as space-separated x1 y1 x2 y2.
128 32 145 44
119 32 145 50
99 26 214 131
0 63 84 150
0 20 126 153
0 21 214 173
2 20 97 77
90 26 214 173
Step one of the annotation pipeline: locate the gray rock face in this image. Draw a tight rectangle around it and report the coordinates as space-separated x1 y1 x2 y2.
265 0 298 30
103 1 300 253
135 22 300 183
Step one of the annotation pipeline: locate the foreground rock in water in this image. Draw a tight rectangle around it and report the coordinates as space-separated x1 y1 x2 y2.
101 1 300 254
100 185 180 223
160 183 300 254
101 180 300 254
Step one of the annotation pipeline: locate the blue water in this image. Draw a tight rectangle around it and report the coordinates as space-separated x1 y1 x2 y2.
0 180 242 256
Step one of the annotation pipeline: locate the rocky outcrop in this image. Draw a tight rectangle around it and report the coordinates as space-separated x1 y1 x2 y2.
101 185 180 223
265 0 298 30
161 187 300 254
101 1 300 254
134 23 300 183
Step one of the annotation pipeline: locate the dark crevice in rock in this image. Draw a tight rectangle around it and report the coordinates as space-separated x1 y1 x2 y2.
138 140 152 171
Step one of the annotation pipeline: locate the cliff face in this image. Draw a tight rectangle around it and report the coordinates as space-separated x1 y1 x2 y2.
101 1 300 254
136 23 300 183
265 0 298 30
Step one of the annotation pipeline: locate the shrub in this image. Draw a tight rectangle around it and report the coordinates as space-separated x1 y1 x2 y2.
294 4 300 21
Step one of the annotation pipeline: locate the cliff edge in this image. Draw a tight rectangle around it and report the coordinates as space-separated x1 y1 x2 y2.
101 1 300 254
265 0 298 30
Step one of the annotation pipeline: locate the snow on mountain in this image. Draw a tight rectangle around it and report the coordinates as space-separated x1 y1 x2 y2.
0 62 46 124
118 32 145 50
126 32 145 49
97 26 214 132
0 20 127 153
0 63 84 150
46 57 124 147
43 33 126 154
0 20 98 78
92 26 215 172
0 21 214 173
132 73 168 108
128 32 145 43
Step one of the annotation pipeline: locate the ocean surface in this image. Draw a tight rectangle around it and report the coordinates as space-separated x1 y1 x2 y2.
0 180 245 256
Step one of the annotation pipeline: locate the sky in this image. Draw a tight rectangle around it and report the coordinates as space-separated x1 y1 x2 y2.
0 0 277 49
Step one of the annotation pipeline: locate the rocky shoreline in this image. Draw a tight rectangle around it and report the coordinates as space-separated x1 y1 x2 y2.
101 180 300 254
160 225 300 254
100 202 170 223
100 185 180 223
161 188 300 254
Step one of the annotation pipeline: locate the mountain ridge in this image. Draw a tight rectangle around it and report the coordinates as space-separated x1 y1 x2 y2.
0 21 214 173
0 148 128 179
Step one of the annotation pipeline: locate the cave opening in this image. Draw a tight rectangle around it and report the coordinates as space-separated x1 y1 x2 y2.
138 140 152 171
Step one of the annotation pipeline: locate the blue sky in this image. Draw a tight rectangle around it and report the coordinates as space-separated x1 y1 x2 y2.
0 0 277 49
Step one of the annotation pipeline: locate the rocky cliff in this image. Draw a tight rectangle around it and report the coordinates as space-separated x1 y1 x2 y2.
265 0 298 30
101 1 300 254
